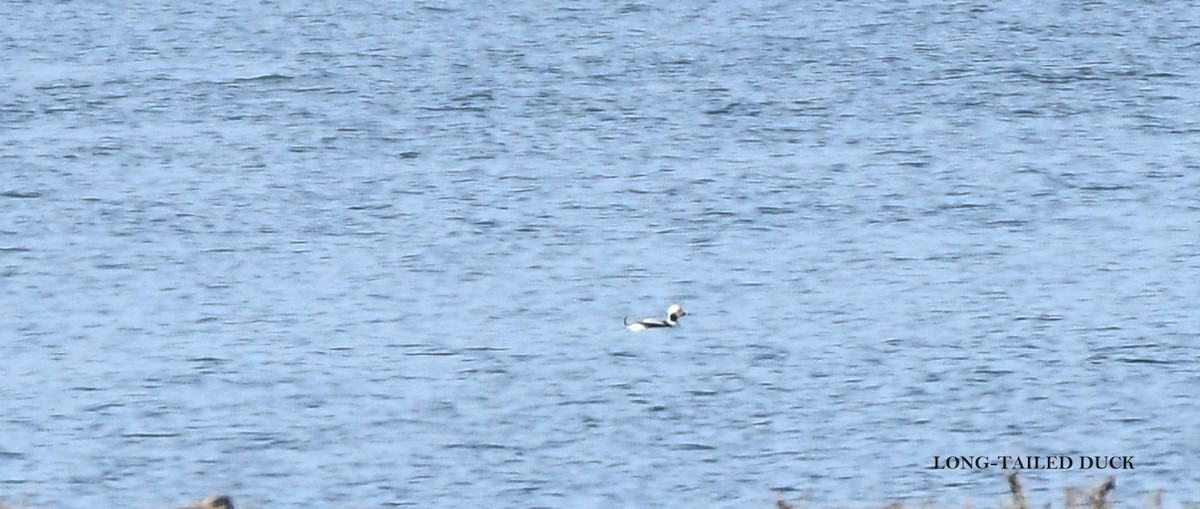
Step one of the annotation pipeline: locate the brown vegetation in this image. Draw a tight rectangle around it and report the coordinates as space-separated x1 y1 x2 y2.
775 473 1174 509
3 478 1192 509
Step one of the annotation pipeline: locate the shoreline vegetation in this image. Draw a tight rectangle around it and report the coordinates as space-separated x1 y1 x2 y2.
779 473 1157 509
2 474 1192 509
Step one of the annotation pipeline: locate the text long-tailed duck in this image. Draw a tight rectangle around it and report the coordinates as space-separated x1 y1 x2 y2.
624 304 687 331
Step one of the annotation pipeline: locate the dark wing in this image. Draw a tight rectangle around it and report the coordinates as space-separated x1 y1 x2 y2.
638 320 672 328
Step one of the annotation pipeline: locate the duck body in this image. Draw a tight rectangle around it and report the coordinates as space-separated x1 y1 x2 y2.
624 304 687 331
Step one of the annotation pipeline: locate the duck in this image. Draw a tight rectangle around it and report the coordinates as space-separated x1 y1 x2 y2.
188 495 234 509
624 304 687 331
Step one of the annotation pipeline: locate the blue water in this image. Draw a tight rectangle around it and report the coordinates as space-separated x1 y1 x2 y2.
3 1 1199 508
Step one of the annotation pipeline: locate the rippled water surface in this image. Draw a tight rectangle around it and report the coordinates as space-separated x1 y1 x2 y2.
3 1 1200 508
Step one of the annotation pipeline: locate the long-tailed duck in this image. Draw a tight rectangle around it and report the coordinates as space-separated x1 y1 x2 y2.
624 304 687 331
188 495 234 509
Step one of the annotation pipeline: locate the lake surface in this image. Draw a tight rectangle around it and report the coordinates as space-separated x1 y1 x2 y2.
3 1 1199 508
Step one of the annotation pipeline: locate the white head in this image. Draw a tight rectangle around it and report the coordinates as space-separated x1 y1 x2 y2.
667 304 686 323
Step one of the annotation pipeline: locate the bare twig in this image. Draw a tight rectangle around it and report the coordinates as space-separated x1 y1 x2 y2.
1089 477 1116 509
1007 471 1029 509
